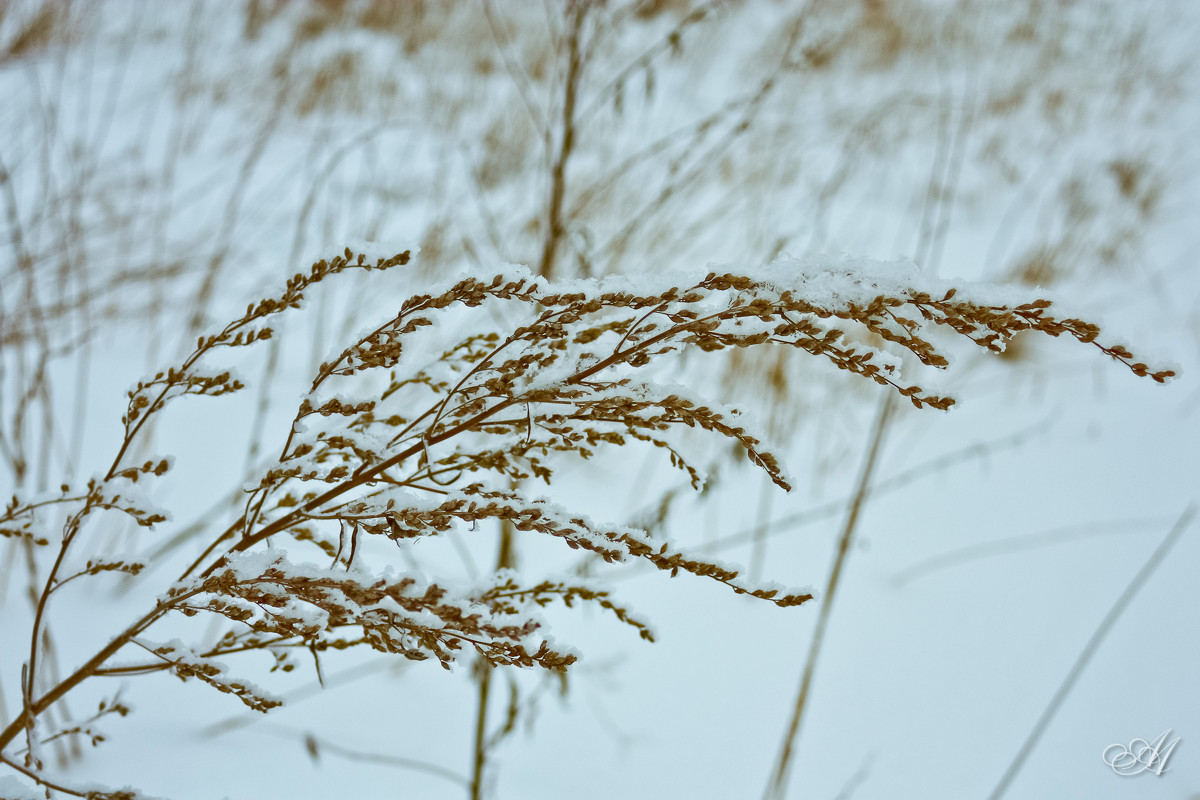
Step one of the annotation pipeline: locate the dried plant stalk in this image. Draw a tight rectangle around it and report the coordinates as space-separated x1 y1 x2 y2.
0 247 1172 798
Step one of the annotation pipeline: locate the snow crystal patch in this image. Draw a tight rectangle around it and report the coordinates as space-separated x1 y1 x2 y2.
0 776 44 800
105 476 173 524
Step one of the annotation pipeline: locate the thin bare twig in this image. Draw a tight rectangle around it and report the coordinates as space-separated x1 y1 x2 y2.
985 505 1195 800
763 393 895 800
470 517 517 800
536 0 588 280
891 516 1167 587
286 727 469 790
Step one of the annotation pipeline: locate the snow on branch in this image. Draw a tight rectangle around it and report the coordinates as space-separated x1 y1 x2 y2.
2 246 1173 778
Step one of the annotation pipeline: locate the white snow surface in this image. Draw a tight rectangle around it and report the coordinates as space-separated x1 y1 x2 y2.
1 2 1197 800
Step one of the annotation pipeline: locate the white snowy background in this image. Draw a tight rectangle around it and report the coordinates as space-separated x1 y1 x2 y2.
1 1 1197 799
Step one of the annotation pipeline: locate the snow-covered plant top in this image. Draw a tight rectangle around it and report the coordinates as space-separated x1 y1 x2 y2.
0 248 1172 798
